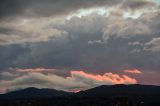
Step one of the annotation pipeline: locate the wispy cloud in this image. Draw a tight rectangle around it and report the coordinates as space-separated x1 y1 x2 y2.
16 68 56 73
124 69 142 74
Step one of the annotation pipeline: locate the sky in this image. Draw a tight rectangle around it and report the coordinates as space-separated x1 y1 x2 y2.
0 0 160 93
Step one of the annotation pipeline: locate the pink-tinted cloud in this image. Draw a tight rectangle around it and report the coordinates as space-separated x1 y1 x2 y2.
16 68 56 73
0 69 137 93
71 71 137 84
124 69 142 74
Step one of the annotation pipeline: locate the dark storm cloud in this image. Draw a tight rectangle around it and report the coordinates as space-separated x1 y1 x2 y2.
0 0 30 19
120 0 155 10
0 11 160 74
0 44 32 69
0 0 121 20
0 28 17 34
0 0 156 20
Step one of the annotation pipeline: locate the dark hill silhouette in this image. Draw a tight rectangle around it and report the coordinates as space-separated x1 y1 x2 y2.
0 84 160 100
0 84 160 106
76 84 160 98
0 87 70 99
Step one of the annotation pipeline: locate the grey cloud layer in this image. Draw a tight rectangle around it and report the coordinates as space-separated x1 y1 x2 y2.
0 0 121 19
0 0 157 20
0 12 160 73
144 37 160 52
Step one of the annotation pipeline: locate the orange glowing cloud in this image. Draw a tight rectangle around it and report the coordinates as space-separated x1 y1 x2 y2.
1 69 137 92
16 68 56 73
71 71 137 84
124 69 142 74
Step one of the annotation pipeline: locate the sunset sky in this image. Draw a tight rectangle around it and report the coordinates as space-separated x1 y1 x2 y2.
0 0 160 93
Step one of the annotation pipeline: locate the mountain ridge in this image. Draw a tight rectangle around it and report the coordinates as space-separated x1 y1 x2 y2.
76 84 160 97
0 84 160 99
0 87 71 99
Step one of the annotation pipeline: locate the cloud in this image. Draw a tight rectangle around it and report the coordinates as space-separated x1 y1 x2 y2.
1 72 14 77
144 37 160 52
0 11 160 75
0 0 121 20
124 69 142 74
16 67 56 73
70 71 137 84
120 0 155 10
102 12 160 43
0 0 159 45
0 0 157 22
128 42 144 46
0 18 69 45
0 69 137 93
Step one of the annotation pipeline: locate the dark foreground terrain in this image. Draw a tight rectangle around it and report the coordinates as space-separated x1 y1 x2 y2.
0 84 160 106
0 97 160 106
